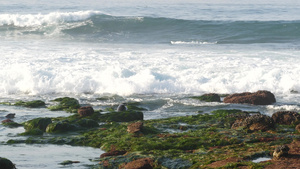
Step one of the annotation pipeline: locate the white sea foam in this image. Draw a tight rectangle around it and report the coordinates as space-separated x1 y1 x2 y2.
0 10 103 27
171 41 217 45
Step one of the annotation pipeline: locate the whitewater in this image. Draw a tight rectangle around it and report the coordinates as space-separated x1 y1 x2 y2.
1 0 300 168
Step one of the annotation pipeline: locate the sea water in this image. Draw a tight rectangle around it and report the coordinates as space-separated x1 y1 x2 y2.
1 0 300 168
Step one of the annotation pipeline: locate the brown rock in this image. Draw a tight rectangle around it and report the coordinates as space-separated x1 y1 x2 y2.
100 150 127 158
127 122 143 133
5 113 15 118
272 111 300 125
273 145 290 158
224 90 276 105
296 124 300 133
123 158 153 169
231 114 275 131
78 106 94 117
1 119 14 123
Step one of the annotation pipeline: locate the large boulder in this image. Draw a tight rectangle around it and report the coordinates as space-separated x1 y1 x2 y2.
123 158 153 169
224 90 276 105
78 106 94 117
0 157 15 169
231 114 275 131
272 111 300 125
24 118 52 131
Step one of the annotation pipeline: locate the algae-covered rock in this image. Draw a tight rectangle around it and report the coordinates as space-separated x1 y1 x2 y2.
14 100 46 108
231 114 275 131
24 117 52 131
19 128 44 136
0 157 16 169
127 121 143 134
122 158 153 169
76 119 99 128
191 93 221 102
46 121 78 133
48 97 80 112
99 111 143 122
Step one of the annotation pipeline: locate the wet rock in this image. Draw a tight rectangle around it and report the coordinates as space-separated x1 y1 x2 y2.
231 114 275 131
76 119 99 128
46 121 78 133
99 111 143 122
123 158 153 169
78 106 94 117
14 100 46 108
5 113 15 118
191 93 221 102
48 97 80 112
272 111 300 125
127 121 143 133
0 157 16 169
1 119 22 128
223 90 276 105
59 160 80 165
24 117 52 131
296 124 300 133
273 145 289 158
100 150 127 158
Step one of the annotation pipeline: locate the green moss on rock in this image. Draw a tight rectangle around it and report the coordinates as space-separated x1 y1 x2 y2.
99 111 143 122
19 128 44 136
0 157 15 169
46 121 78 133
191 93 221 102
14 100 46 108
24 117 52 131
48 97 80 112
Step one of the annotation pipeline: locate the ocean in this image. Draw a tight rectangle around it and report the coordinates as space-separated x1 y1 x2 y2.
1 0 300 168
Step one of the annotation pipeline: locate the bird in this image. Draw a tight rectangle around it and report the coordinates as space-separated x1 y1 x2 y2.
117 103 127 112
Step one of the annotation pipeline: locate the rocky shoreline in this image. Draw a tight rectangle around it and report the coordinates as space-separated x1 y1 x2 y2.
1 90 300 169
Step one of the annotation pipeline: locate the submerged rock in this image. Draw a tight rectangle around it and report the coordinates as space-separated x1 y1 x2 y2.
224 90 276 105
231 114 275 131
123 158 153 169
24 117 52 131
272 111 300 125
0 157 16 169
191 93 221 102
78 106 94 117
273 145 290 158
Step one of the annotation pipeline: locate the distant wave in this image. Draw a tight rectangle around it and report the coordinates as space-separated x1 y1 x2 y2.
1 11 300 44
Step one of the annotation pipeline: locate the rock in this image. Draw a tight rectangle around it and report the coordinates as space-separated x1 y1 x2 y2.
0 157 16 169
99 111 143 122
2 119 14 123
123 158 153 169
5 113 15 118
223 90 276 105
296 124 300 133
76 119 99 128
1 119 22 128
46 121 78 133
59 160 80 165
231 114 275 131
191 93 221 102
272 111 300 125
48 97 80 112
14 100 46 108
100 150 127 158
24 117 52 131
127 122 143 133
78 106 94 117
20 128 44 136
273 145 290 158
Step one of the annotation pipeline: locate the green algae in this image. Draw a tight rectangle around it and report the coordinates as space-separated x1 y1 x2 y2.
0 157 15 169
2 121 22 128
14 100 46 108
23 117 52 132
48 97 80 112
190 93 221 102
19 128 44 136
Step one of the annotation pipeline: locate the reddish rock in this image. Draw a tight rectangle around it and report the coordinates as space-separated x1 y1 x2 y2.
100 150 127 158
224 90 276 105
231 114 275 131
272 111 300 125
78 106 94 117
1 119 14 123
123 158 153 169
127 122 143 133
